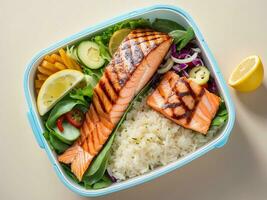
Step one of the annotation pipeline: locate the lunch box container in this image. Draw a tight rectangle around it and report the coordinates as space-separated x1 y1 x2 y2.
23 5 235 197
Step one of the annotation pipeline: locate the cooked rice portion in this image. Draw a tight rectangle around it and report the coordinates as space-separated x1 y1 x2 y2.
108 98 216 180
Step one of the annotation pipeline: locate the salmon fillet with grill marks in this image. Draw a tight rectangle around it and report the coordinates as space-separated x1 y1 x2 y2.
147 71 220 134
58 29 172 181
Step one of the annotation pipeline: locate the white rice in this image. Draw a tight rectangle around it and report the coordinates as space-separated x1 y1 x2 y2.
108 97 216 181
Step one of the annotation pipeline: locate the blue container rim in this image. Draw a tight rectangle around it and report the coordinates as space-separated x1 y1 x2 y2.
23 4 235 197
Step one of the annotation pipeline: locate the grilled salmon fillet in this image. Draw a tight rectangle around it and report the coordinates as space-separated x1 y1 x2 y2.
58 29 172 181
147 71 220 134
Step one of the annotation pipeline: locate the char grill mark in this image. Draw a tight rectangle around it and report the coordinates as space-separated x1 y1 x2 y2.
99 76 118 104
109 31 170 88
104 70 120 96
121 35 168 51
163 102 182 109
105 65 122 93
94 84 112 113
97 30 170 113
126 30 166 41
161 77 206 123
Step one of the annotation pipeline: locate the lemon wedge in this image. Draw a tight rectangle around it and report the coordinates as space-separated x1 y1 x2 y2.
228 55 264 92
109 28 131 55
37 69 84 115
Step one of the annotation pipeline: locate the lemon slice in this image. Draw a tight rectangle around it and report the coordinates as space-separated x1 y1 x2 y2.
228 55 264 92
37 69 84 115
109 28 132 55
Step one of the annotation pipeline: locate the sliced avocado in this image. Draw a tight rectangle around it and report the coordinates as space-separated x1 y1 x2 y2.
77 41 105 69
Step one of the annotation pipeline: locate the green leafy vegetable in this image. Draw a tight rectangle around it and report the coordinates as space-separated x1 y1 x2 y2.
211 102 228 126
83 68 103 82
92 175 112 189
45 99 87 144
174 27 195 51
48 133 70 154
75 81 152 188
169 30 186 43
66 45 79 61
93 18 151 46
61 164 80 183
46 99 86 129
83 151 110 185
85 133 115 177
93 36 112 62
43 131 54 150
152 18 185 33
70 85 94 103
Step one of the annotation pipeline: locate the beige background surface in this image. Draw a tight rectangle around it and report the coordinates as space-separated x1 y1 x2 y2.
1 0 267 199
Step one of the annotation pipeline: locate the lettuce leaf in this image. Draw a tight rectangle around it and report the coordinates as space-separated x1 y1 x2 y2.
83 68 103 82
93 18 151 46
70 85 93 103
211 102 228 127
93 36 112 62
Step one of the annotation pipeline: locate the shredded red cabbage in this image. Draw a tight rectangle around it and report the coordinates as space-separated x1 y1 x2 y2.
171 43 205 78
191 58 204 66
106 170 117 183
181 70 189 78
171 43 204 67
172 63 188 73
207 78 218 94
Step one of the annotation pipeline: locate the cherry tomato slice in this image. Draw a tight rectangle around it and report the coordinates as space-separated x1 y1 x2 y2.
56 115 65 132
65 108 85 128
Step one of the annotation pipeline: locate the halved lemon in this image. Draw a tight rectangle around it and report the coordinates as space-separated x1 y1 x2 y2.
109 28 132 55
37 69 84 116
228 55 264 92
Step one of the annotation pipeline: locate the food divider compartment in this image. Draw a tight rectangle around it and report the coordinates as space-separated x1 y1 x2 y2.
24 5 235 196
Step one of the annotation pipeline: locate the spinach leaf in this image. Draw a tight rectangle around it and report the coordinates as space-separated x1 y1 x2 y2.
46 99 86 128
92 175 112 189
83 151 110 185
169 30 186 43
61 164 80 183
152 18 185 33
49 133 70 154
84 182 93 189
45 99 87 144
175 27 195 50
85 133 115 177
43 131 54 150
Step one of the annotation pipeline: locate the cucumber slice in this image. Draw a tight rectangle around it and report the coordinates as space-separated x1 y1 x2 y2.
77 41 105 69
52 121 80 144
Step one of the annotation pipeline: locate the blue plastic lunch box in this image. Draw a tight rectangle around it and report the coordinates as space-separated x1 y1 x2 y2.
23 5 235 197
